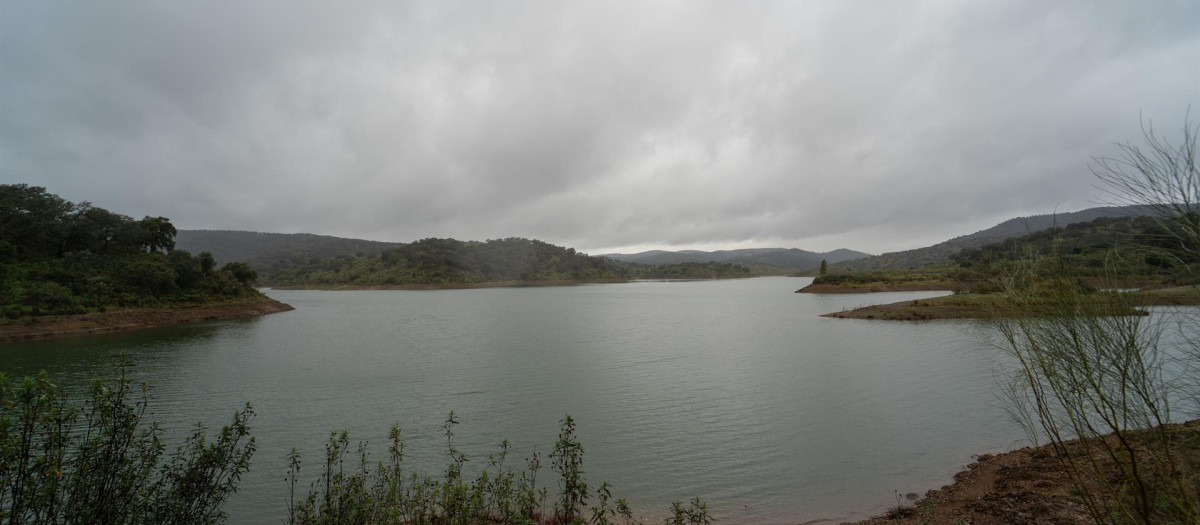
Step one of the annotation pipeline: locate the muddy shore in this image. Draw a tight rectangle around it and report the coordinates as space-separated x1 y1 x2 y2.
844 419 1199 525
0 296 294 343
820 286 1200 321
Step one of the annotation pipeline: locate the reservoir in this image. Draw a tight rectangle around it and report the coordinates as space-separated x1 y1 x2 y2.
0 277 1025 523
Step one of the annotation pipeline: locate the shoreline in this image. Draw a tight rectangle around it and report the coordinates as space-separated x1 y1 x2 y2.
796 281 967 294
271 278 631 290
270 275 761 290
843 419 1199 525
0 296 295 343
819 286 1200 321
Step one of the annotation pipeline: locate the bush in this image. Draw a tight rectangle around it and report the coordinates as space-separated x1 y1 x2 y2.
0 358 256 524
19 281 81 315
286 413 710 525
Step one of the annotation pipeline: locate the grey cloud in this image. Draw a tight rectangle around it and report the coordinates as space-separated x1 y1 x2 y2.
2 0 1196 254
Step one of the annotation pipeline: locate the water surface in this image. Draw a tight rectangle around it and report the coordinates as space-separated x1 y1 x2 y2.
0 277 1024 523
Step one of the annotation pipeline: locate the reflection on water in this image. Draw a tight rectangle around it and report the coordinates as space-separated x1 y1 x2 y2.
0 278 1024 524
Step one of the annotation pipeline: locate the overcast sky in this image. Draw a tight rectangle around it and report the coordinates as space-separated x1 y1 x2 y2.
2 1 1197 255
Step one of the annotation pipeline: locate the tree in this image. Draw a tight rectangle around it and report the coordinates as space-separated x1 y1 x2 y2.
1092 115 1200 261
818 259 828 276
994 114 1200 524
221 262 257 286
138 216 178 254
198 252 216 273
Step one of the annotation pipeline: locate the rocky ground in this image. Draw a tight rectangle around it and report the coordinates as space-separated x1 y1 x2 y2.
845 420 1199 525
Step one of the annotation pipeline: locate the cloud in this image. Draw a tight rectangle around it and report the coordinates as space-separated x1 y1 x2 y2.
2 0 1197 253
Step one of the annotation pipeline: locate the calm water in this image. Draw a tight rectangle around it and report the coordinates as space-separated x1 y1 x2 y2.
0 277 1026 523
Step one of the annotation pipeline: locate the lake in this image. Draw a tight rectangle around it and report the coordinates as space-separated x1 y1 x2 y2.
0 277 1026 523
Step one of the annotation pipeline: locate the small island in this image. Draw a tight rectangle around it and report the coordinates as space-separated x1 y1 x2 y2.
0 184 292 342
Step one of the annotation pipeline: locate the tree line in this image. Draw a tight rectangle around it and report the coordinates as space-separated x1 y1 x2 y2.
0 184 260 318
262 237 751 286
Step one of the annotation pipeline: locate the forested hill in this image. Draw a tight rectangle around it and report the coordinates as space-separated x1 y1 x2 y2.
600 247 869 268
950 214 1198 280
835 205 1160 271
175 230 400 270
261 237 752 287
0 185 263 318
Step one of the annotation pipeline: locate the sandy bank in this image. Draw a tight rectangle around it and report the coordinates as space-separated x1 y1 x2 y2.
0 296 294 343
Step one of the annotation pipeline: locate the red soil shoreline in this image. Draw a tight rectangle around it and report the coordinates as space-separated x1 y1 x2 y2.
0 296 295 343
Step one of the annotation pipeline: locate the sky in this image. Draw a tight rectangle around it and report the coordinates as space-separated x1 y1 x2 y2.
2 1 1197 255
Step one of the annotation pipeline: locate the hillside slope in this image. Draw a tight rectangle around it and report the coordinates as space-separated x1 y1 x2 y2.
601 247 869 268
175 230 400 270
836 205 1159 271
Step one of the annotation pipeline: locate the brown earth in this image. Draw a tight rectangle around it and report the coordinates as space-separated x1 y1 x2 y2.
844 420 1200 525
821 293 1001 320
0 296 294 343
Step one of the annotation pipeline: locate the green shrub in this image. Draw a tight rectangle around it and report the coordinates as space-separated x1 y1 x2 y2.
0 359 256 524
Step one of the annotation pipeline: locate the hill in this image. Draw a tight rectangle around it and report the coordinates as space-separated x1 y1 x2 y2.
175 230 399 270
263 237 752 287
834 205 1160 271
951 214 1197 281
600 247 869 269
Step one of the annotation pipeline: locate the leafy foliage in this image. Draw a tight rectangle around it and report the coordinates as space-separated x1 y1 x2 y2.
836 205 1160 272
0 359 256 524
951 215 1199 283
285 414 711 525
0 185 262 318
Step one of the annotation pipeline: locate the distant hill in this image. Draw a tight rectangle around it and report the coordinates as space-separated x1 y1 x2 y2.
176 232 756 286
600 247 870 269
835 205 1161 271
175 230 401 270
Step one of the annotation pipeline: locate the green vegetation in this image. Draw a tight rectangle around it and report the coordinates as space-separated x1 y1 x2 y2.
810 213 1199 296
0 185 263 319
174 230 398 274
0 359 255 524
810 268 962 287
994 273 1198 523
267 237 628 286
993 116 1200 524
262 237 751 287
1 362 710 525
601 247 867 270
286 412 713 525
834 205 1158 272
952 215 1199 284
